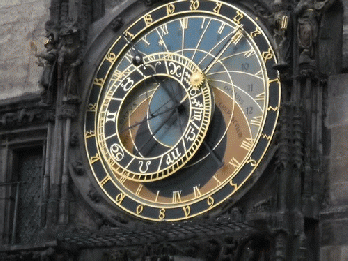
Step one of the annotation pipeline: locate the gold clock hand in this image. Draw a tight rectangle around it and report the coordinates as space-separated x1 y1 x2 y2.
135 107 178 157
120 101 175 134
203 25 243 73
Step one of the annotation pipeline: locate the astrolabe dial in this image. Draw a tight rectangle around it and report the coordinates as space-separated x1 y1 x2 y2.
97 52 213 182
84 0 281 221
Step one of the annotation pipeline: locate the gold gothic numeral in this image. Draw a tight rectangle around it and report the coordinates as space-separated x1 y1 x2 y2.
115 193 125 204
93 78 105 87
230 181 238 189
90 153 100 164
240 138 254 151
173 191 182 203
262 48 274 62
144 14 153 27
105 52 116 63
213 2 222 14
250 28 261 38
87 103 97 112
136 205 144 214
262 134 272 140
267 106 279 111
123 30 134 40
229 157 240 168
100 176 111 186
167 3 175 15
207 196 215 207
183 205 191 217
233 11 244 25
247 158 258 167
159 208 166 219
190 0 199 10
268 78 280 85
85 130 95 139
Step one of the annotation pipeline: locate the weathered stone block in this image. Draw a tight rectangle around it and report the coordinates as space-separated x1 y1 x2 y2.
0 1 47 26
330 125 348 159
0 56 41 99
327 74 348 127
320 246 341 261
0 0 48 101
0 0 21 9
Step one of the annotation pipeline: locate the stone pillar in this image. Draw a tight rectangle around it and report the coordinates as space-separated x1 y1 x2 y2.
320 74 348 260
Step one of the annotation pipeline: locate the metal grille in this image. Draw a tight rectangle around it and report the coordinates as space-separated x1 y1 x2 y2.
16 148 43 245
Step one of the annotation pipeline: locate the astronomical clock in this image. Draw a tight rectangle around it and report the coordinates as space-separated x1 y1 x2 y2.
83 0 280 221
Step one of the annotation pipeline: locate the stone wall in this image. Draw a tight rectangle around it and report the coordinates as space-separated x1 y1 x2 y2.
320 1 348 259
0 0 49 100
343 0 348 70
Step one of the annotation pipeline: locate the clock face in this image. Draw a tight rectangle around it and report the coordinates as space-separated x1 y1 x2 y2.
84 0 280 221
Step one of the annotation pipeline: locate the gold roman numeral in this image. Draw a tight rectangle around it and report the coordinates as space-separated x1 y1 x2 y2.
159 24 169 36
231 29 243 44
240 138 254 151
255 92 265 101
218 22 226 34
251 116 263 127
135 184 143 195
118 176 127 184
180 18 188 29
229 157 240 168
213 175 221 185
193 186 202 198
173 191 182 203
110 70 122 80
244 49 255 58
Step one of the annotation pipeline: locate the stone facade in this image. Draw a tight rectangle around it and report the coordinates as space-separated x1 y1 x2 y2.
0 0 49 100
